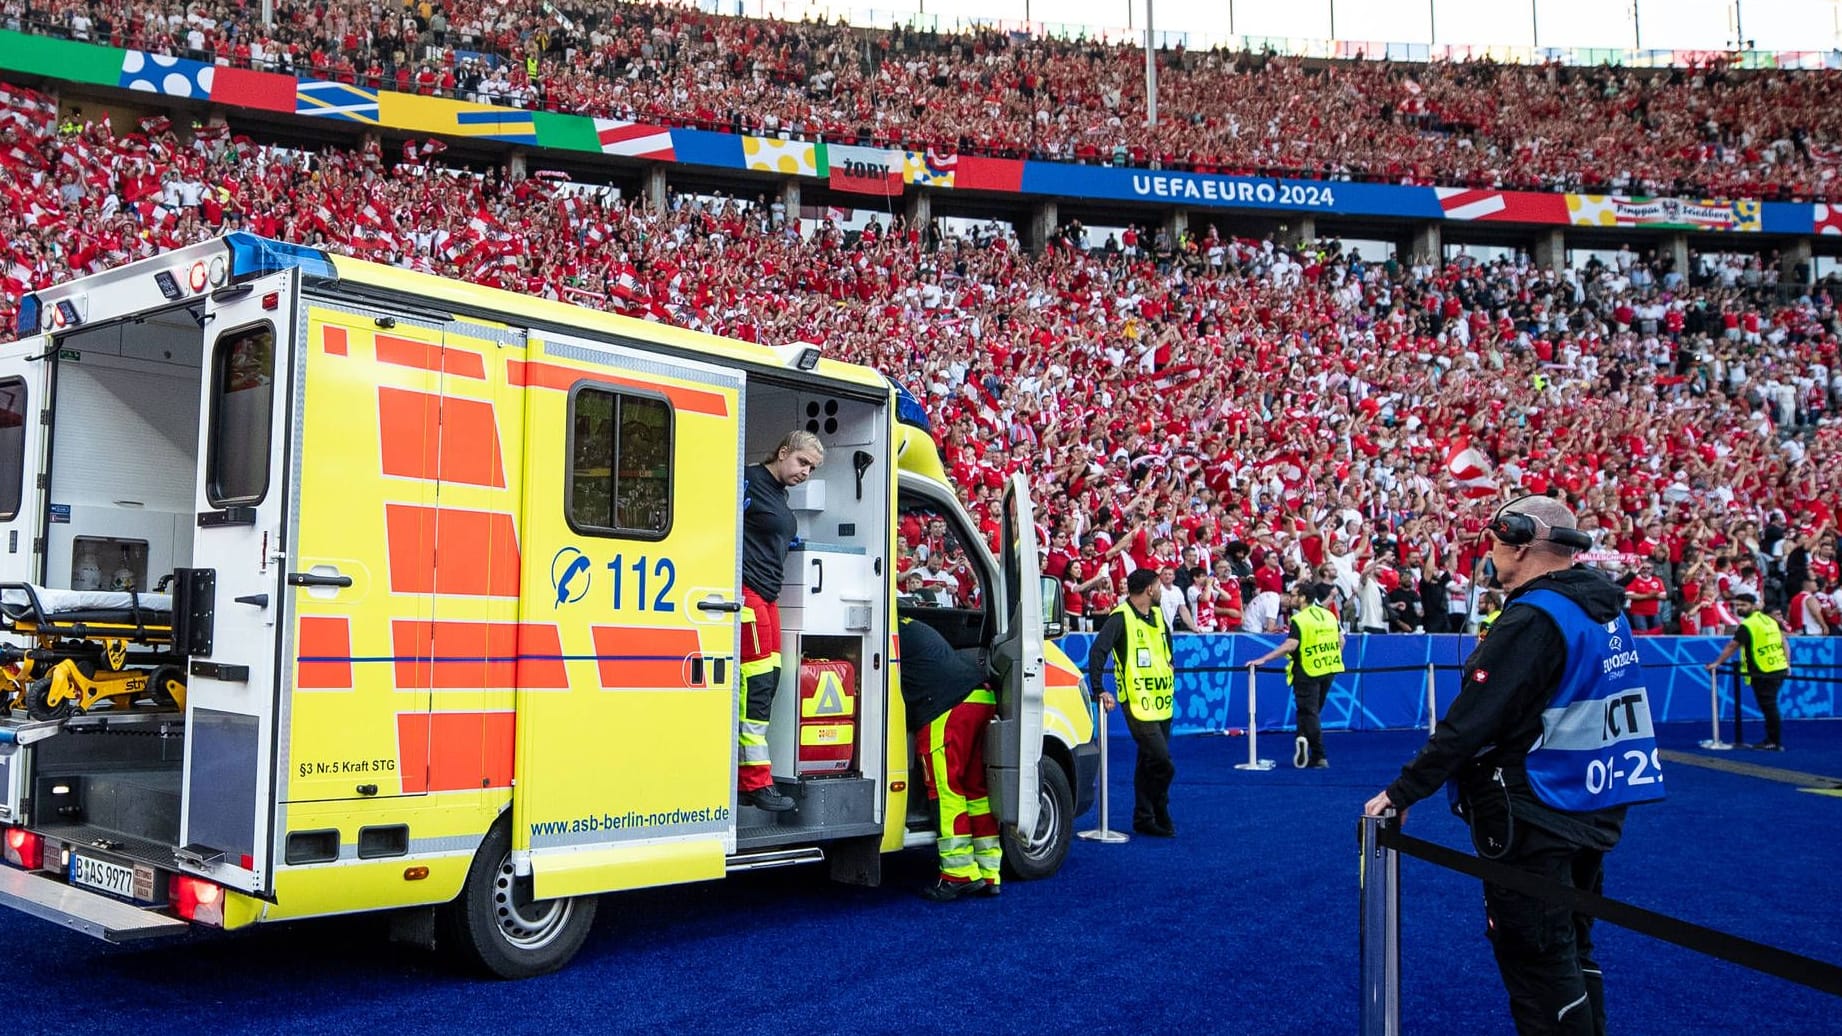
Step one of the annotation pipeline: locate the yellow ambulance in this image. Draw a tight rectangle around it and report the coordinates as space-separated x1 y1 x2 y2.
0 235 1097 977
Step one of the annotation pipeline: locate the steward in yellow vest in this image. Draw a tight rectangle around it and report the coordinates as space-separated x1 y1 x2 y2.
1089 568 1179 837
1251 585 1343 769
1708 593 1791 750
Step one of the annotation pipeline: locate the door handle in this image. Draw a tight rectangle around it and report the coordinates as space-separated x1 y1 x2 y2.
696 598 742 613
810 556 823 594
287 572 353 588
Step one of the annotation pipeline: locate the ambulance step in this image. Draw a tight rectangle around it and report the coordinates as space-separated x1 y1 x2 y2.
735 820 885 853
0 865 187 942
725 847 825 873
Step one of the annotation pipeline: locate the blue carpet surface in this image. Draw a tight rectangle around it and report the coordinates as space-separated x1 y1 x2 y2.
2 720 1837 1034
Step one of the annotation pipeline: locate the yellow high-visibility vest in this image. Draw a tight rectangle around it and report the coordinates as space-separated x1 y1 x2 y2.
1112 602 1173 721
1739 611 1788 681
1289 604 1344 681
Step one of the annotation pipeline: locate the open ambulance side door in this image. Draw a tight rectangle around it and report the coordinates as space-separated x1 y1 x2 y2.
0 337 49 587
987 473 1044 841
180 270 297 894
510 331 743 900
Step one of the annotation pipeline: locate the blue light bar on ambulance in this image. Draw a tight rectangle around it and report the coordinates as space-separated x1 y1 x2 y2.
891 380 933 435
224 233 337 283
13 295 37 336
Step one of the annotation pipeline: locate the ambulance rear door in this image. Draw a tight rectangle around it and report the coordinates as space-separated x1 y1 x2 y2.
511 331 743 900
180 270 297 894
0 336 47 585
987 473 1045 840
0 335 50 818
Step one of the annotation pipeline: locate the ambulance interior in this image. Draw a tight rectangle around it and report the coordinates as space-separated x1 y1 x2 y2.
739 377 1004 848
0 306 213 868
738 380 909 847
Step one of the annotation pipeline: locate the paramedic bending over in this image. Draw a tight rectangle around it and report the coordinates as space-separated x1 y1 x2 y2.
736 430 826 812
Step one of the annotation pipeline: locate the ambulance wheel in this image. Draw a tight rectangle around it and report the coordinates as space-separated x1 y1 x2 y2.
23 678 69 722
440 821 597 979
1001 759 1073 881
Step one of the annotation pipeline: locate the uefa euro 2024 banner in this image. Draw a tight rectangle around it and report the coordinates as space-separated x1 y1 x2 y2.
1018 162 1446 219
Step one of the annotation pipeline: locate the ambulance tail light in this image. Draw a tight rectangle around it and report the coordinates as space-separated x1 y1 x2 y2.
3 827 42 870
171 875 225 926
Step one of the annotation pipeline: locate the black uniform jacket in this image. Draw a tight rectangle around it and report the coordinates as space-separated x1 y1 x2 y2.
1384 567 1631 851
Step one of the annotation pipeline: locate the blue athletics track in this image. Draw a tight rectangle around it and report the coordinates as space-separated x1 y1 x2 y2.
0 680 1836 1032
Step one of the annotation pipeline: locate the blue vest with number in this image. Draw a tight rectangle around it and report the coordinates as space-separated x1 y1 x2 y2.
1516 589 1667 812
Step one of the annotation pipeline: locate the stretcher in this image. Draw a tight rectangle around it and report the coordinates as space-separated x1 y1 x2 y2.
0 583 186 720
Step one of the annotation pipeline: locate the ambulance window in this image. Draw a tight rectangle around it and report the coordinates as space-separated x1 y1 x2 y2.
567 387 672 539
895 496 984 615
205 323 275 507
0 378 24 521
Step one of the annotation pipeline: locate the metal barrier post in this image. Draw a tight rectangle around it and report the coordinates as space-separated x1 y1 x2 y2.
1235 663 1275 771
1077 701 1129 844
1730 661 1746 747
1699 666 1733 750
1358 814 1401 1036
1423 663 1437 736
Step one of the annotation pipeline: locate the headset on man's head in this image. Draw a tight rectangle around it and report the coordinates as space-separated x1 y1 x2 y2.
1486 496 1595 551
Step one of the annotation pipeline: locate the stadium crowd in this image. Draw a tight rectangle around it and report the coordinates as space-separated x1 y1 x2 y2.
1 79 1840 638
10 0 1842 199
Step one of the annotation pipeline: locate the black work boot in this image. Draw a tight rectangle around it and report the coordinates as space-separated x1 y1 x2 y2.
744 785 796 812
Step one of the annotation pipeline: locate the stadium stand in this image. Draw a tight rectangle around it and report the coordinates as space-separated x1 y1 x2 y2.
7 3 1842 198
1 70 1838 639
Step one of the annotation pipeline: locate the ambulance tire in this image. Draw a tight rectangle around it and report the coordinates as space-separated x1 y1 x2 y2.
440 820 598 979
1001 760 1073 881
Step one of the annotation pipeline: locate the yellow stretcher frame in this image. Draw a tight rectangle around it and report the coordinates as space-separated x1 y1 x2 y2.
0 584 186 720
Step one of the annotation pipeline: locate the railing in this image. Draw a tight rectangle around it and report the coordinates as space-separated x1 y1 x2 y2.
1356 813 1842 1031
709 0 1842 70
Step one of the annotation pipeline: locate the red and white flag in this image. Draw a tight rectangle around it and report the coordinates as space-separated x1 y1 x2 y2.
827 144 904 197
1444 440 1499 499
593 118 674 161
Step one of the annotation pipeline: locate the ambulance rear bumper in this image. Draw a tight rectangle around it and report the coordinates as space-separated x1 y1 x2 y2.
0 865 188 943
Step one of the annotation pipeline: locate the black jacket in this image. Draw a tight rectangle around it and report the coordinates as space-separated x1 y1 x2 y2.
741 464 797 598
1384 566 1631 850
896 617 983 730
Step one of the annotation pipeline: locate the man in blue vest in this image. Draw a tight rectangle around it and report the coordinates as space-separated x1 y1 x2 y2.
1364 495 1665 1036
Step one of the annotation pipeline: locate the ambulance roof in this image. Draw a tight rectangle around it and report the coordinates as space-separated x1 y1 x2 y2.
325 243 887 396
15 234 887 398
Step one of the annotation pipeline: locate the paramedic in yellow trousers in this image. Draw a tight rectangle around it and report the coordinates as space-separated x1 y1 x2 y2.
737 431 826 812
896 617 1001 901
1706 593 1792 750
1250 583 1345 769
1088 568 1177 837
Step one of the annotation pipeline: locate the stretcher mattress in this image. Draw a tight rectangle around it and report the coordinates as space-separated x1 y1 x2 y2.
0 586 174 625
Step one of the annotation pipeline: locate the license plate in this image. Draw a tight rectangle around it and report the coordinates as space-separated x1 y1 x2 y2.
69 853 155 901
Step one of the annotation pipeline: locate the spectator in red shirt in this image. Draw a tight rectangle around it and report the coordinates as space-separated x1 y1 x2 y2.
1623 561 1666 635
1253 551 1286 596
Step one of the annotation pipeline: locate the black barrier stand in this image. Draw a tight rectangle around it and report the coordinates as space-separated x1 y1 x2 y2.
1358 817 1842 1028
1357 814 1400 1036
